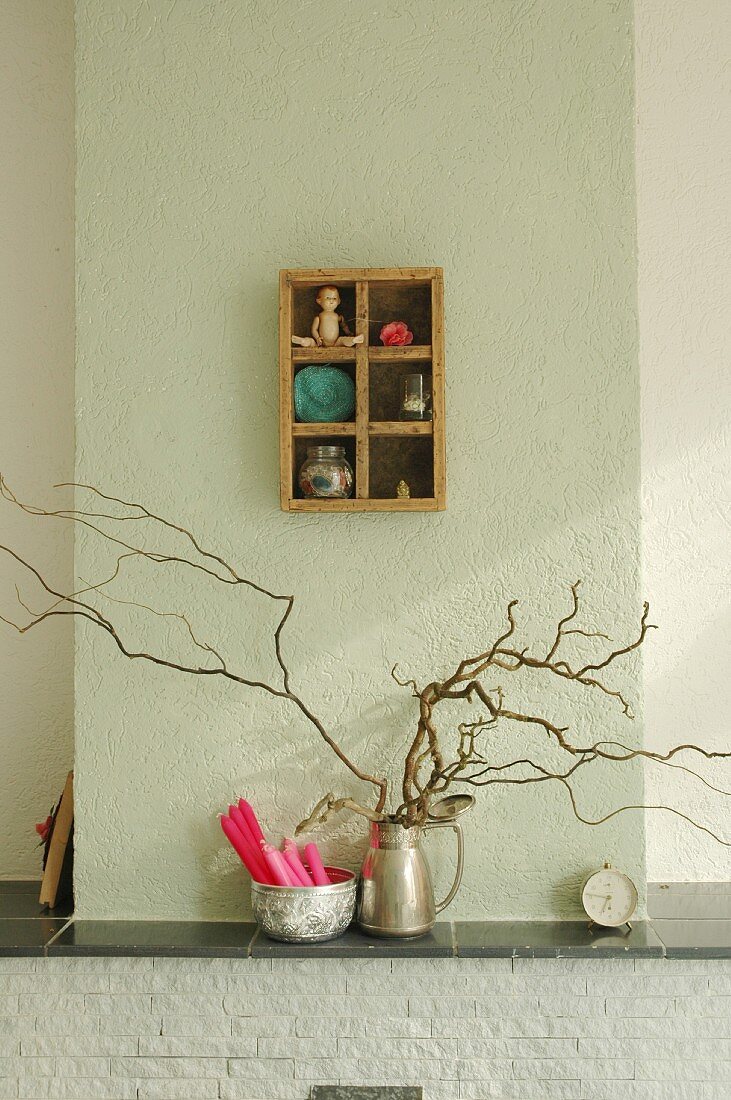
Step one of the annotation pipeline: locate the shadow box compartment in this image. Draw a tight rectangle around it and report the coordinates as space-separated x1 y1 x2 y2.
369 436 434 500
293 436 357 500
293 360 357 426
369 359 433 423
368 281 432 347
291 283 357 348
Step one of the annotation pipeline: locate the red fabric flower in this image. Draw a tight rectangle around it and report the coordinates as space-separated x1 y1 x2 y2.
35 815 53 843
379 321 414 347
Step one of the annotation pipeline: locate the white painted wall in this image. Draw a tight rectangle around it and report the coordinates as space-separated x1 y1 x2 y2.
0 0 728 891
636 0 731 879
0 1 75 878
72 0 642 922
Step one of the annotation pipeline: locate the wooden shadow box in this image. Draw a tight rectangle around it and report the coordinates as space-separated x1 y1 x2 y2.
279 267 445 512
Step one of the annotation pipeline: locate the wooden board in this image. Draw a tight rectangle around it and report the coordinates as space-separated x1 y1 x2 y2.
39 771 73 909
280 268 446 512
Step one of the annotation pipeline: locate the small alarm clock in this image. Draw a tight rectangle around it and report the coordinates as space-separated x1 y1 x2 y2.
581 861 638 929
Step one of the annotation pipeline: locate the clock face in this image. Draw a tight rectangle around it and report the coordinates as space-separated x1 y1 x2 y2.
582 867 638 927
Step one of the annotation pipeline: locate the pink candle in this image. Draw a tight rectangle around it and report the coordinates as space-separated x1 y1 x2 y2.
220 815 267 883
262 843 298 887
229 805 272 885
238 799 266 847
282 838 314 886
304 842 331 886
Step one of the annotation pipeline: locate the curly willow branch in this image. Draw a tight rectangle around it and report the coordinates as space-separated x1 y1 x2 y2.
0 476 387 812
2 479 728 840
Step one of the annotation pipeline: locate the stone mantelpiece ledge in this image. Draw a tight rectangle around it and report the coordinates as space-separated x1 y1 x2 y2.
1 883 729 959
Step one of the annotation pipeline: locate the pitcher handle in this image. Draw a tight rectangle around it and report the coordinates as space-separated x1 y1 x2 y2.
423 820 464 914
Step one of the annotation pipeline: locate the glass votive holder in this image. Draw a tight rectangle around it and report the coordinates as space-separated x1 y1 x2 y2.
400 373 432 421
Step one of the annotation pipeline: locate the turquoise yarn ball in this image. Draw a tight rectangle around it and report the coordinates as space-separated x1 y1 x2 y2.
294 365 356 423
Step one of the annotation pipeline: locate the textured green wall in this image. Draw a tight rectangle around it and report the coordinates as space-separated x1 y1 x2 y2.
75 0 642 919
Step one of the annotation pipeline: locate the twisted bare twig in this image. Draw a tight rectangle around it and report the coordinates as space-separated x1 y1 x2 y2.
2 478 728 842
0 476 388 812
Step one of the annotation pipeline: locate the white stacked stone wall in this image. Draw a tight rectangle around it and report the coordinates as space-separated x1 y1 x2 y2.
0 956 728 1098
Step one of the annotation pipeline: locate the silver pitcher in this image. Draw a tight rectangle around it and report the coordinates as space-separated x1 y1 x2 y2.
356 796 473 937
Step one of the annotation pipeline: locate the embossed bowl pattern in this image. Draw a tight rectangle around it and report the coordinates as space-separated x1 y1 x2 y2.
251 866 357 943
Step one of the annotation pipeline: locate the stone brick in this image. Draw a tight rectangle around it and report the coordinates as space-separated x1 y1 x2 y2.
17 1079 136 1099
219 1081 316 1100
337 1037 453 1060
227 1057 295 1079
634 959 728 975
111 1056 227 1078
434 1017 558 1038
2 974 111 995
18 997 85 1015
0 1020 26 1039
234 1016 295 1038
409 997 475 1017
709 976 731 995
453 1058 514 1080
294 1017 364 1038
271 958 391 977
508 977 589 997
457 1037 578 1059
557 1015 730 1038
85 994 153 1015
635 1058 731 1081
579 1037 731 1059
33 1015 100 1036
135 1080 220 1099
258 1037 337 1059
675 995 731 1016
151 995 224 1015
224 995 407 1018
336 1058 456 1082
98 1014 162 1035
604 996 676 1017
0 1056 55 1077
349 970 509 997
459 1083 582 1099
152 958 271 977
21 1036 136 1057
138 1036 256 1057
475 997 541 1018
54 1057 111 1077
41 956 153 975
346 1086 457 1100
162 1015 233 1037
513 958 634 975
365 1017 432 1038
391 958 509 977
588 976 708 997
112 971 347 996
513 1058 634 1080
581 1084 726 1100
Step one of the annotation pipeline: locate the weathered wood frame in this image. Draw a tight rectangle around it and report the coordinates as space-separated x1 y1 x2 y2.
279 267 446 513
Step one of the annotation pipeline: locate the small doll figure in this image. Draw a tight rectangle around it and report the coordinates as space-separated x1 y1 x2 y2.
396 480 411 499
292 286 364 348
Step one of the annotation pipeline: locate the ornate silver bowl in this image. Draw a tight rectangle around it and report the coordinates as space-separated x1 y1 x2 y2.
251 866 357 943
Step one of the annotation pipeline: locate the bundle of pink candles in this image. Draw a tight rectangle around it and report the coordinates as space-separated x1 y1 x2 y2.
220 798 332 887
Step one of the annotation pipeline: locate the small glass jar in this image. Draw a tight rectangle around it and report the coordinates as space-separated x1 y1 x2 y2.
298 445 354 499
400 373 432 421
